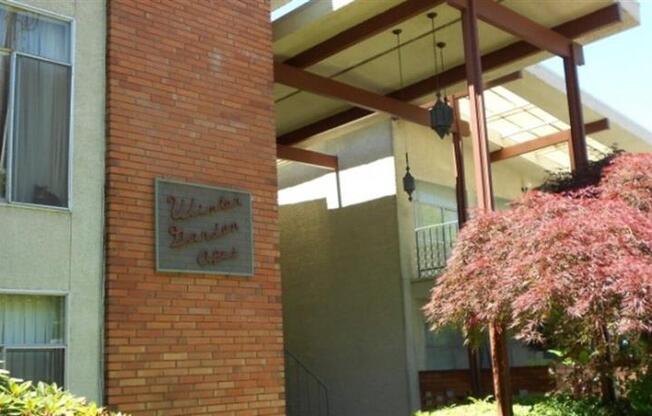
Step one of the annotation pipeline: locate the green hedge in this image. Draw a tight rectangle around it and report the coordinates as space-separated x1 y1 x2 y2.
0 369 127 416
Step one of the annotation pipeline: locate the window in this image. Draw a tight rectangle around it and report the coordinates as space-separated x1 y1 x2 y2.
0 294 66 385
0 4 72 207
424 324 469 370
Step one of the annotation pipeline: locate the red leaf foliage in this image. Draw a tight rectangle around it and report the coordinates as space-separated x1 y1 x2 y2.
424 153 652 344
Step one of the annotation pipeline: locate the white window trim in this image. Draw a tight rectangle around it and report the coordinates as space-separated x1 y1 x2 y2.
0 0 75 211
0 290 69 387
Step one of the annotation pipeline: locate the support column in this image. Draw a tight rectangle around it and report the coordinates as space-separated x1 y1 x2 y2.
451 98 468 226
460 1 512 414
564 44 589 173
452 97 482 397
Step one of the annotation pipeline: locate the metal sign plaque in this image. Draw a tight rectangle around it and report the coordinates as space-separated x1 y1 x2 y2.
155 178 253 276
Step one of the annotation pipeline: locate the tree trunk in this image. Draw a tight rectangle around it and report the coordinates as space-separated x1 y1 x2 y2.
599 324 617 404
489 322 513 416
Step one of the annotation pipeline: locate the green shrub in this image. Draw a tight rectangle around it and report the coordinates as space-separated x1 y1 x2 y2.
0 369 127 416
414 395 636 416
627 369 652 415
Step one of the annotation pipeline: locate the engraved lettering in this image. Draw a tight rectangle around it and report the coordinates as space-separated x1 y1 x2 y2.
168 222 239 249
196 247 238 266
167 194 242 222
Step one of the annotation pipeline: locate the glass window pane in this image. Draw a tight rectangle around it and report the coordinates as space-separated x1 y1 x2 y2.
0 6 12 48
11 55 70 207
425 325 469 370
0 295 65 345
0 4 71 63
5 348 64 385
0 53 9 199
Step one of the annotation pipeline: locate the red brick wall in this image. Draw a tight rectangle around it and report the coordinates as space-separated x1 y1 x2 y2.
420 367 553 409
105 1 283 414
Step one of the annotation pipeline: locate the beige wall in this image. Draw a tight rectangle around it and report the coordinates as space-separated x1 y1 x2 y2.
280 197 411 416
0 0 106 402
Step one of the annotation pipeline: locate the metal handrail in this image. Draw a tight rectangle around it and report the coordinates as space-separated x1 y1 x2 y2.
285 350 330 416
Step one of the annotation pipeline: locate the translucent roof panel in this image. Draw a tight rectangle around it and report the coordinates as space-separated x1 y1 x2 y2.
459 86 610 172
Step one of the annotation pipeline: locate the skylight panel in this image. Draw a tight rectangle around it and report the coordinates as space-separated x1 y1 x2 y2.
530 124 560 137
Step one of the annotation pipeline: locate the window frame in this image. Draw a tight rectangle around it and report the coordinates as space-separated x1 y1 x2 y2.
0 0 75 211
0 289 69 387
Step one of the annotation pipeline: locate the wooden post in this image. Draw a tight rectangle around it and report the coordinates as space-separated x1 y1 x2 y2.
452 96 482 397
564 44 589 173
460 1 513 414
451 98 468 226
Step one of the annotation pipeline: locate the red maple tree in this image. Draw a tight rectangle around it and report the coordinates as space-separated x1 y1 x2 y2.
424 153 652 401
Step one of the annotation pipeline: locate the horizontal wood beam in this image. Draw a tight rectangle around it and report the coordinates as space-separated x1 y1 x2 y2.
277 144 339 169
285 0 444 68
452 70 523 99
275 61 431 126
277 4 622 145
490 118 610 162
446 0 574 58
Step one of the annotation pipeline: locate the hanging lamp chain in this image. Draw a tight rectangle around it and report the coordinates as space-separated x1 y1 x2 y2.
392 29 405 92
393 27 416 202
427 12 440 98
393 28 409 153
438 41 448 99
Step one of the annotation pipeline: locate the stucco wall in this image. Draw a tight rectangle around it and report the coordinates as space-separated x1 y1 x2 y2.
280 197 410 416
0 0 106 402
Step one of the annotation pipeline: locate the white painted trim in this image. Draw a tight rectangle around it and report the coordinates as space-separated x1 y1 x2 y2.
0 200 71 213
64 291 70 389
67 17 76 211
11 50 71 67
5 52 15 203
0 288 68 296
0 345 66 350
0 0 74 23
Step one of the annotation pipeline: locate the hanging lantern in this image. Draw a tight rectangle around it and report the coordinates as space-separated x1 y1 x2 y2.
402 153 416 202
427 16 454 139
392 28 416 202
430 94 454 139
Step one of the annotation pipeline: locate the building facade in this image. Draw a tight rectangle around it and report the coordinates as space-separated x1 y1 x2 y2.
0 0 105 401
0 0 649 416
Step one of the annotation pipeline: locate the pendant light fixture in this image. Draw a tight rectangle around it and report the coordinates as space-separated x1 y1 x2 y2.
393 28 416 202
427 12 454 139
403 153 416 202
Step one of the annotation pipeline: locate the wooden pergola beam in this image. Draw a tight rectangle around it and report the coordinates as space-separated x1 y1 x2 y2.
447 0 575 58
490 118 610 162
277 4 622 145
275 61 431 127
284 0 444 68
452 70 523 99
277 144 339 170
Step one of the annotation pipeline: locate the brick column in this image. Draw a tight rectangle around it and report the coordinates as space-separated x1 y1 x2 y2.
105 1 284 414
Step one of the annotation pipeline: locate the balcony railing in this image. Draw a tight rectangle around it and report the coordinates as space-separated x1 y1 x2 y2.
415 220 459 279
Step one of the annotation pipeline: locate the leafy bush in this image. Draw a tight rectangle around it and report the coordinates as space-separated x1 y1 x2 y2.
414 395 632 416
626 367 652 415
0 368 126 416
